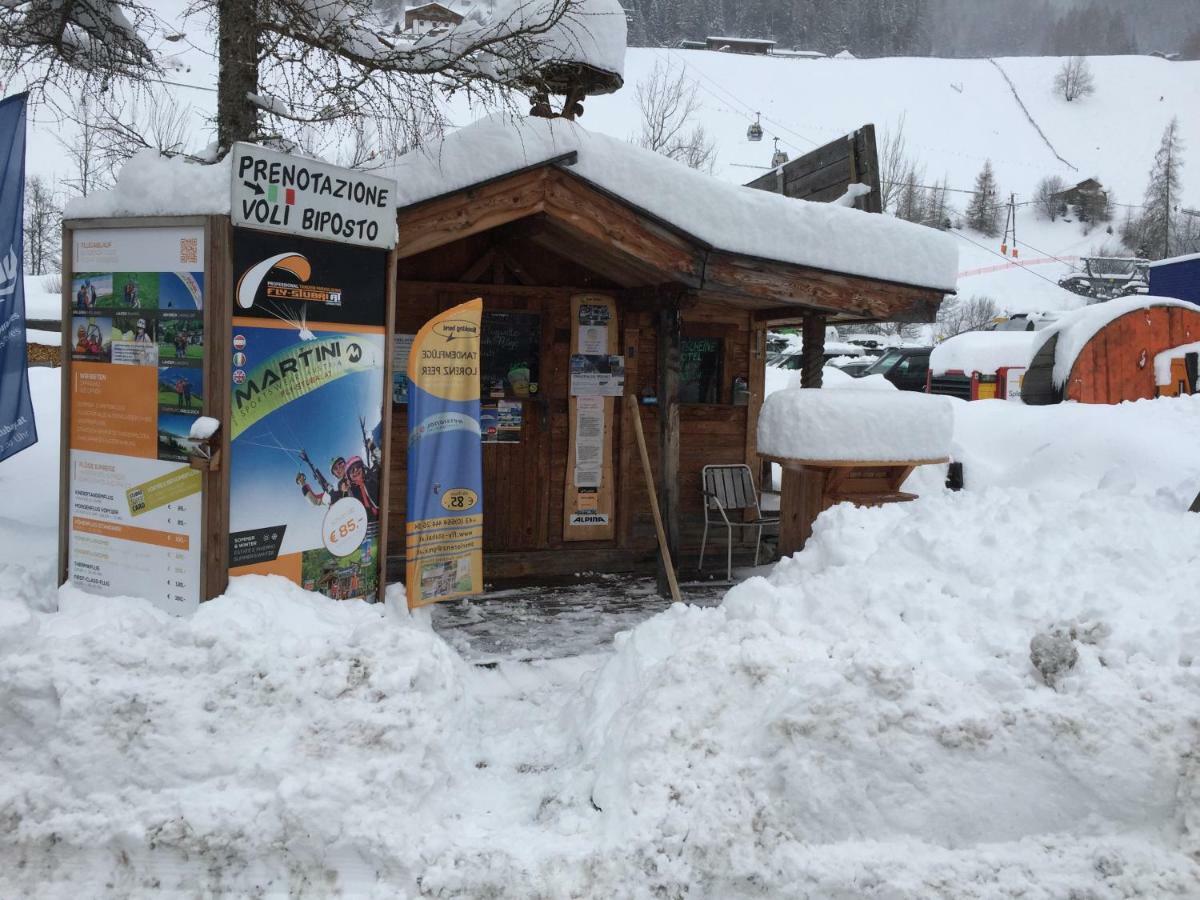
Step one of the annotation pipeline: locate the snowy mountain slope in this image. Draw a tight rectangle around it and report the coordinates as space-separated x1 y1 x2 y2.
19 46 1200 312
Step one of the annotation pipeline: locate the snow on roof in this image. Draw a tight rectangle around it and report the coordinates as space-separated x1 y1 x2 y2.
1032 295 1200 387
483 0 626 81
834 49 857 59
758 387 952 462
1154 341 1200 383
64 150 231 220
706 36 776 45
1148 251 1200 268
930 331 1040 376
385 115 958 290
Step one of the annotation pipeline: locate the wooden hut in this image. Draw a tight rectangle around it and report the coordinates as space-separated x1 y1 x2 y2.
1022 298 1200 405
381 117 956 581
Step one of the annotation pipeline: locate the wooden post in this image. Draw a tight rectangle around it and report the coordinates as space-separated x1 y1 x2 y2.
656 295 682 597
626 394 682 604
777 465 826 556
801 313 826 388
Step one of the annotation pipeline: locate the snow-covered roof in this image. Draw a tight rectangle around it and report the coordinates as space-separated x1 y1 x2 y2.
706 36 776 45
834 49 857 59
64 150 231 220
385 116 958 290
1148 251 1200 269
1032 295 1200 387
930 331 1039 376
758 388 952 462
1154 341 1200 383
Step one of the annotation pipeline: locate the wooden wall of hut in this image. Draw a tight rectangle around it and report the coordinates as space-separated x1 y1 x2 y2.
1062 305 1200 403
389 230 765 581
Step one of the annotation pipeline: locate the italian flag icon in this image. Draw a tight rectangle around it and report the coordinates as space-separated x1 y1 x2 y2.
266 184 297 205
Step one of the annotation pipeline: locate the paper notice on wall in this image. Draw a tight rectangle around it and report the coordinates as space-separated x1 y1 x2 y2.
392 333 415 404
578 324 608 356
573 396 604 488
570 354 625 397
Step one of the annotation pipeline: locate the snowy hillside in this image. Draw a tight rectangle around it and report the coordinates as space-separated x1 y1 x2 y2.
20 49 1200 314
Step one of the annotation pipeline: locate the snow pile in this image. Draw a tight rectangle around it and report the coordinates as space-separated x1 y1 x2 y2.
951 393 1200 506
1032 296 1200 387
758 386 952 461
0 576 471 895
573 485 1200 895
64 150 232 220
21 274 61 321
930 330 1039 375
386 115 959 291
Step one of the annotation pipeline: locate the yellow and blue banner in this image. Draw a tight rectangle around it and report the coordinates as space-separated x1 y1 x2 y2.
405 298 483 607
0 92 37 463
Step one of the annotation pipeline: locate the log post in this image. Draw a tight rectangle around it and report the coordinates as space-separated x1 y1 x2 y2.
656 295 682 597
801 313 826 388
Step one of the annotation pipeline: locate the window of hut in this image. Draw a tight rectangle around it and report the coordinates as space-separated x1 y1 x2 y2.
679 337 724 403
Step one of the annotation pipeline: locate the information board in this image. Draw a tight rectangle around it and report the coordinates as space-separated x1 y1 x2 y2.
67 226 206 615
228 228 388 601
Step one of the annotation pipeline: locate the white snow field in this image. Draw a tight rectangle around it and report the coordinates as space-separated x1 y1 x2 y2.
4 367 1200 896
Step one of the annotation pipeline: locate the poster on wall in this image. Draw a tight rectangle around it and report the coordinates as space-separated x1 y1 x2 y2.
67 226 206 615
564 295 618 540
228 229 388 601
392 333 414 404
406 298 484 608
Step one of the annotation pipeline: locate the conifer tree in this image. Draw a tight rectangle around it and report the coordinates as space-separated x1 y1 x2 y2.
1132 118 1184 259
966 160 1000 237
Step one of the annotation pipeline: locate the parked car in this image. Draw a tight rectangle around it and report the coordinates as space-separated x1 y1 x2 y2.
860 347 932 391
831 357 877 377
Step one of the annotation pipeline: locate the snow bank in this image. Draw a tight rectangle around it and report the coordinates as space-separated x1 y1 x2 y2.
930 330 1038 376
0 576 471 895
950 392 1200 506
758 387 952 461
64 150 232 220
22 274 61 320
385 115 959 291
573 485 1200 895
1032 296 1200 387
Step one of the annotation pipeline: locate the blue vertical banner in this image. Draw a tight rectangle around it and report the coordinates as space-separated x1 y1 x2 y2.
0 92 37 463
405 298 483 608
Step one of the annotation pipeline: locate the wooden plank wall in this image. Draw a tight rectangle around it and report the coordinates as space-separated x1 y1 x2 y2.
1065 306 1200 403
387 284 761 579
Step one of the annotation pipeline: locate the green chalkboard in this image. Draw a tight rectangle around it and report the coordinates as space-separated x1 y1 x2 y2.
482 311 541 399
679 337 723 403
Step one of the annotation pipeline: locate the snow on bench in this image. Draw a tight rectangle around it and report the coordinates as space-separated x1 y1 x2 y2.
757 387 952 463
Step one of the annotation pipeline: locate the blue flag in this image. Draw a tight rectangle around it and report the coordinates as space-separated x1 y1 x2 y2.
0 92 37 463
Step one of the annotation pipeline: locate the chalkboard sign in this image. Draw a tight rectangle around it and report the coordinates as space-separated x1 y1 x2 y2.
679 337 723 403
482 311 541 399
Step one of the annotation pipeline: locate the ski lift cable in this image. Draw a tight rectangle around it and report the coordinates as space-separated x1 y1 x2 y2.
949 229 1069 289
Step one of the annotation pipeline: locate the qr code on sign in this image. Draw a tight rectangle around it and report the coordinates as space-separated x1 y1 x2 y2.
128 488 146 514
179 237 199 265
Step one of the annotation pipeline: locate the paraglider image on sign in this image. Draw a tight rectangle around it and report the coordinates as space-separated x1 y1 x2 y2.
228 230 388 600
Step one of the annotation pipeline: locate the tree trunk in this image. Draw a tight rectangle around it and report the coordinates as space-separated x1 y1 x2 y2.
217 0 261 151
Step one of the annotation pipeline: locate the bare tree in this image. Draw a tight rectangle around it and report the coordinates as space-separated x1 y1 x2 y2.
59 97 115 197
936 295 998 339
23 176 62 276
1034 175 1066 221
879 114 912 214
635 61 717 172
2 0 608 155
1054 56 1095 102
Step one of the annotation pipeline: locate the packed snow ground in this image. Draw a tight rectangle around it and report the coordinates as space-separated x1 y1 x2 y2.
3 369 1200 896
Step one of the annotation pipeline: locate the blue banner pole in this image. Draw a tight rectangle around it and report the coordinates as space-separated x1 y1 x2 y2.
0 92 38 463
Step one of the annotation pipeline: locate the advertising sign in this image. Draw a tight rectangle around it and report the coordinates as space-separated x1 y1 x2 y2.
405 299 483 608
230 143 397 249
0 92 37 464
564 295 618 540
67 226 206 615
229 229 388 601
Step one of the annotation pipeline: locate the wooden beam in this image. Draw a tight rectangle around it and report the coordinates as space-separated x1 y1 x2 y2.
704 250 945 321
656 294 682 597
459 248 498 282
394 167 550 259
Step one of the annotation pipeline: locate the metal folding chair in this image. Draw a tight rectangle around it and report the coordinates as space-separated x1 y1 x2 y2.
699 464 779 581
